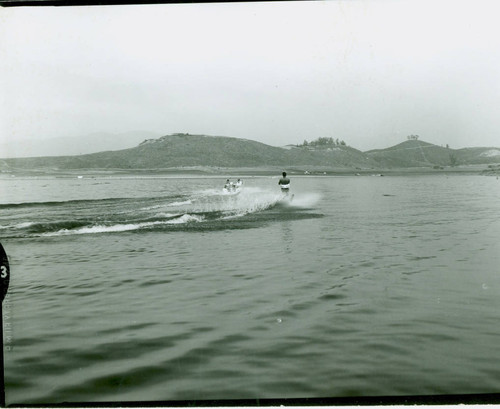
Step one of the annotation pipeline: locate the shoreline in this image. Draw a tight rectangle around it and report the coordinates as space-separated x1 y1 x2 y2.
1 164 499 178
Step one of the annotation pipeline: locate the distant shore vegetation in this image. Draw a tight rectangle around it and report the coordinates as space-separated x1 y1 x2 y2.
298 137 347 148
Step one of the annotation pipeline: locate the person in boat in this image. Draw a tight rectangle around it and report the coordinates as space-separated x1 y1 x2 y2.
235 178 243 188
278 171 290 194
224 179 233 192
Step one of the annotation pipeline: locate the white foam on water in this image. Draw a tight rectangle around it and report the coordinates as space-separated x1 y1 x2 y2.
138 204 164 211
218 188 320 213
16 221 37 228
40 214 204 236
140 199 193 211
0 221 36 230
195 188 283 216
286 192 322 208
167 200 193 207
149 188 285 218
41 222 159 236
155 212 182 218
199 188 223 196
165 214 204 224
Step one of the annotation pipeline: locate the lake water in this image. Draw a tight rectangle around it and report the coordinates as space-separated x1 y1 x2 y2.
1 173 500 405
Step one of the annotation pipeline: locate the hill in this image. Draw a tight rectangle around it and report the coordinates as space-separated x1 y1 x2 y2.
0 133 377 172
454 147 500 165
365 140 500 168
1 134 498 173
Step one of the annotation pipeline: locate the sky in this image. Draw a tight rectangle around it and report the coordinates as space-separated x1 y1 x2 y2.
1 0 500 152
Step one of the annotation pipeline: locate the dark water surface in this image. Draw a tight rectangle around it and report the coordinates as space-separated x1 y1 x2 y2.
1 174 500 404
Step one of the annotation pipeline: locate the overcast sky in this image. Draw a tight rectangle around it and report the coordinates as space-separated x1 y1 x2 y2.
1 0 499 151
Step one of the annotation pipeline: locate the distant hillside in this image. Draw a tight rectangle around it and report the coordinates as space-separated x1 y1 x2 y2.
1 134 499 172
454 147 500 164
366 140 500 167
0 133 377 171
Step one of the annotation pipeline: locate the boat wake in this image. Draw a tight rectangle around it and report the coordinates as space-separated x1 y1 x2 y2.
1 187 321 238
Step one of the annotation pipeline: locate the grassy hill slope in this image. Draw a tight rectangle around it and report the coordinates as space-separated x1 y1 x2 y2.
366 140 500 167
1 134 498 172
454 147 500 165
0 134 377 171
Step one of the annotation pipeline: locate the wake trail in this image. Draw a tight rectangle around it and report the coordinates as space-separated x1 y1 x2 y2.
4 187 321 237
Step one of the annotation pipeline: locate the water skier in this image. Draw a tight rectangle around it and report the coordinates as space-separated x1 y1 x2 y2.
278 171 290 195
